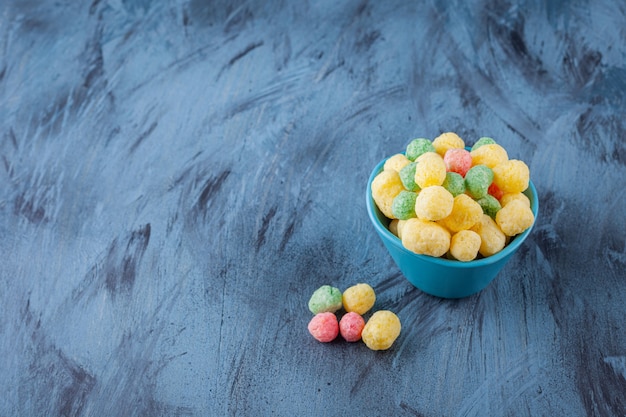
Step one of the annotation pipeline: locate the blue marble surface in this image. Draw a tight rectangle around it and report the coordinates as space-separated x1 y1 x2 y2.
1 1 625 416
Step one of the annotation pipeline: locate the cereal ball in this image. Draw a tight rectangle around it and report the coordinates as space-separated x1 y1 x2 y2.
308 285 343 314
401 218 451 257
492 159 530 194
495 200 535 236
470 143 509 168
440 194 483 232
471 136 496 151
383 153 412 172
388 219 400 236
392 191 418 220
470 214 506 257
432 132 465 156
476 194 502 219
500 192 530 208
361 310 401 351
339 312 366 342
465 165 494 199
406 138 436 161
450 230 481 262
415 152 447 188
414 185 454 221
308 312 339 343
399 162 420 192
442 172 466 197
342 283 376 315
371 169 405 219
443 148 472 177
488 182 504 200
396 219 407 239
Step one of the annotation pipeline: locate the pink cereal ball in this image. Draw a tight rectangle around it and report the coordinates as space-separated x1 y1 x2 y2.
339 312 366 342
308 312 339 343
443 148 472 177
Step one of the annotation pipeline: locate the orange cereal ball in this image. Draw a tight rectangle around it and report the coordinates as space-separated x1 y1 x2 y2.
495 199 535 236
414 185 454 221
414 152 447 188
432 132 465 156
383 153 412 172
492 159 530 194
401 218 451 257
371 170 405 219
361 310 401 351
471 214 506 257
450 230 482 262
440 194 483 232
500 192 530 208
342 283 376 315
470 143 509 168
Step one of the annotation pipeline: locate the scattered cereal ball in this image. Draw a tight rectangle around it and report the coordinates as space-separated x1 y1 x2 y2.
384 153 412 172
476 194 502 219
342 283 376 315
392 191 418 220
361 310 401 351
492 160 530 194
399 162 420 192
471 214 506 257
495 200 535 236
415 152 447 188
406 138 436 161
401 218 451 257
471 136 496 151
449 230 482 262
470 143 509 168
442 172 466 197
415 185 454 221
339 312 366 342
308 285 343 314
308 312 339 343
432 132 465 156
465 165 494 199
500 192 531 208
443 148 472 177
371 169 405 219
440 194 483 232
488 182 504 200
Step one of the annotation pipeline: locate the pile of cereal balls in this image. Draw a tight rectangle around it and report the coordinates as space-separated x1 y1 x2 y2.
307 284 401 351
371 132 535 261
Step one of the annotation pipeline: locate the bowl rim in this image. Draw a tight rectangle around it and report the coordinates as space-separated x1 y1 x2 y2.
366 152 539 269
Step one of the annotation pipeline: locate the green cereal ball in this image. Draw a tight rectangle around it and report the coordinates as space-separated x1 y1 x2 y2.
471 137 496 151
476 194 502 219
442 172 466 197
392 191 418 220
465 165 494 199
308 285 343 315
406 138 436 161
399 162 420 192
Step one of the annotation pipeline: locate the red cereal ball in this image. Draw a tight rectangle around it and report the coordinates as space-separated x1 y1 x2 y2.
339 312 366 342
443 148 472 177
308 312 339 343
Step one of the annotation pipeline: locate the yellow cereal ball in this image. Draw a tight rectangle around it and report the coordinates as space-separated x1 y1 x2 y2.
414 185 454 221
492 160 530 194
414 152 447 188
388 219 400 236
500 192 530 208
342 283 376 315
361 310 401 351
371 170 405 219
495 200 535 236
470 214 506 257
450 230 481 262
432 132 465 156
439 194 483 232
401 218 451 257
383 153 412 172
470 143 509 168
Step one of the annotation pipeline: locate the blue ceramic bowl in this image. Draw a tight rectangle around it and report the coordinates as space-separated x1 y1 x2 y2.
366 156 539 299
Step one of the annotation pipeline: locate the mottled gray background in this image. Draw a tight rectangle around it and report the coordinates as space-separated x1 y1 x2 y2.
1 0 625 416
